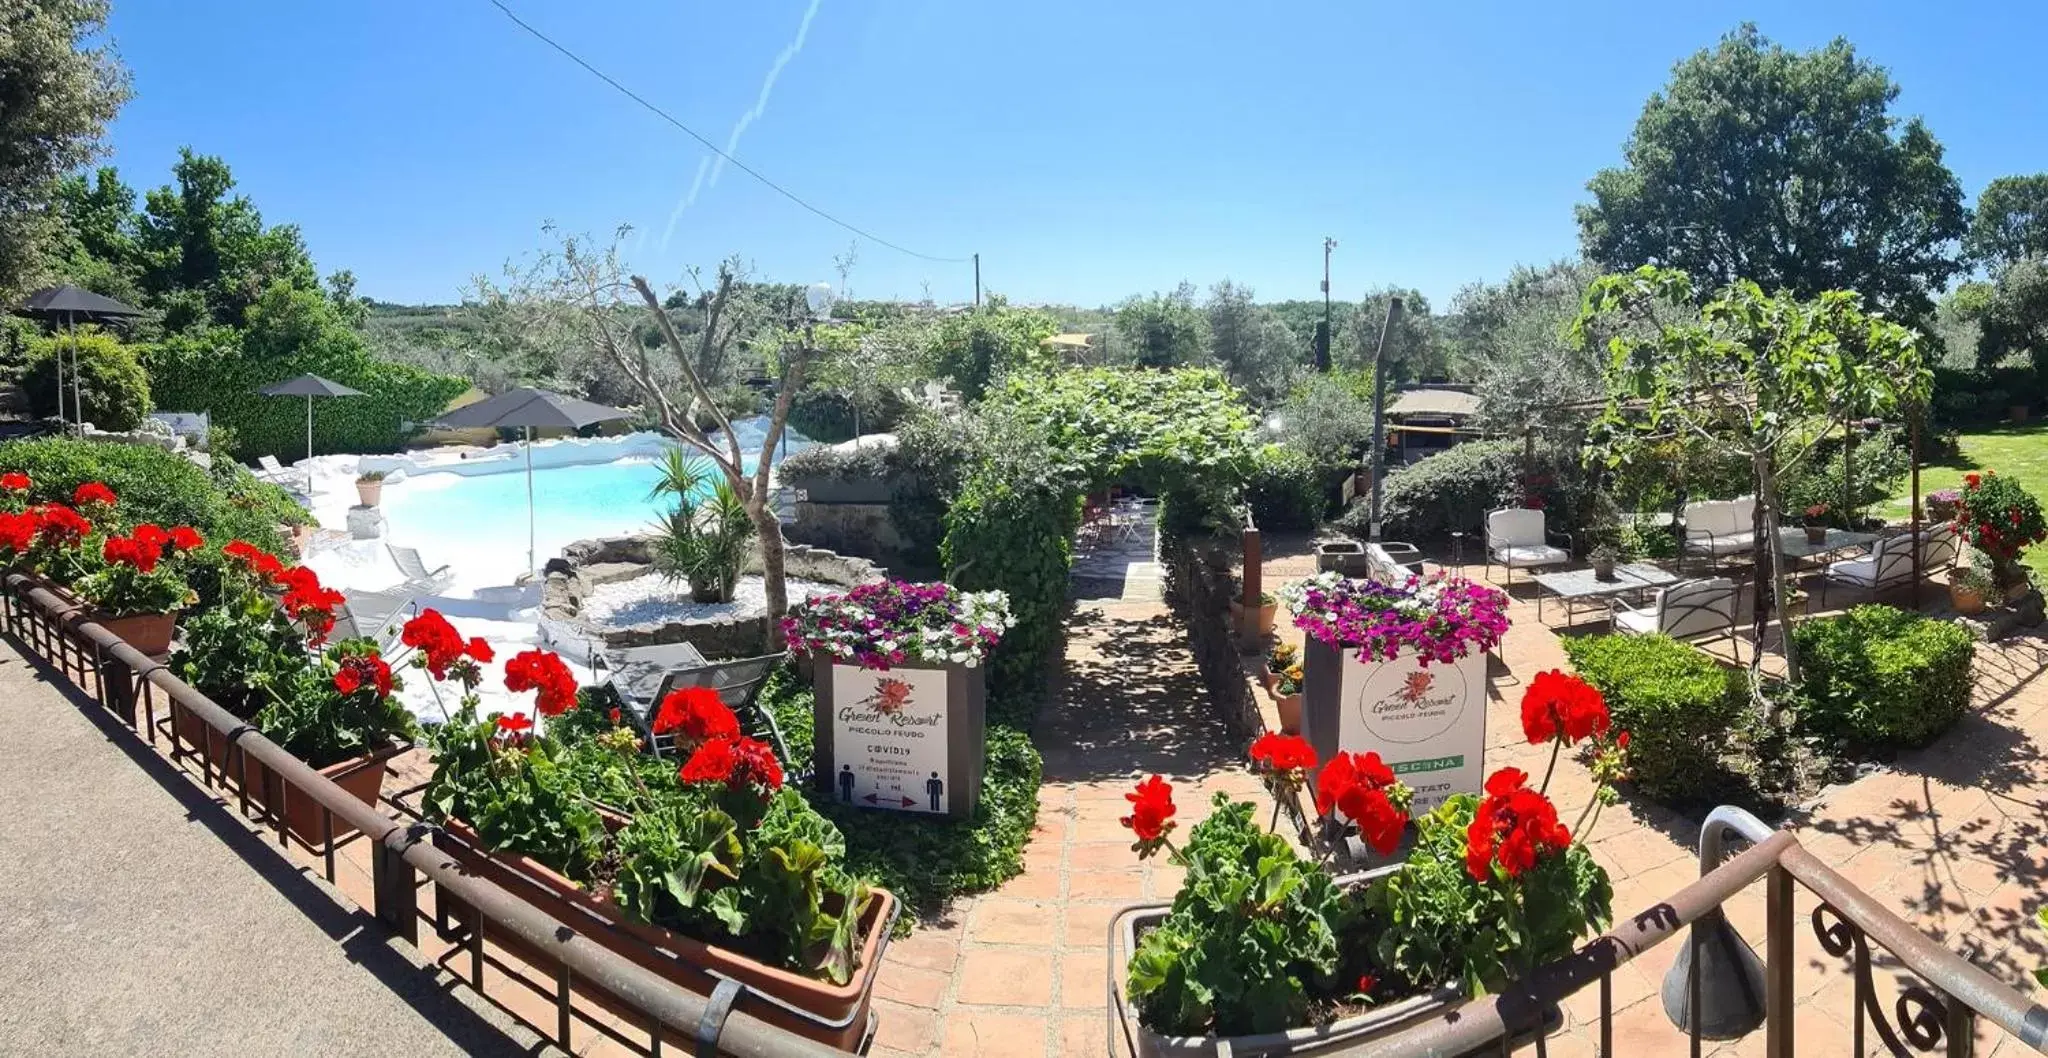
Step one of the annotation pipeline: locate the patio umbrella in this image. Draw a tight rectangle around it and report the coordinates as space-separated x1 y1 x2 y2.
257 373 367 467
430 387 634 577
14 285 143 432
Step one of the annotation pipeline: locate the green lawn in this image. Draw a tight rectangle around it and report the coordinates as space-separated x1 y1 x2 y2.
1882 422 2048 581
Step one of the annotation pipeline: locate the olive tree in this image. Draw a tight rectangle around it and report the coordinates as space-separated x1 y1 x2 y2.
1572 266 1927 689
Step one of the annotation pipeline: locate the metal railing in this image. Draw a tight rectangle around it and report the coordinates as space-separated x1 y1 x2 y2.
1 573 845 1058
1340 809 2048 1057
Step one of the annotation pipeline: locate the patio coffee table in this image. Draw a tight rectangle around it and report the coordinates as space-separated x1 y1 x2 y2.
1531 562 1681 624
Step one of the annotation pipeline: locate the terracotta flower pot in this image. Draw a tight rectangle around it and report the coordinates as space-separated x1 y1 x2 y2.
355 478 383 507
245 741 404 845
100 611 176 656
1255 601 1278 635
1951 583 1987 616
1274 691 1303 735
436 820 897 1052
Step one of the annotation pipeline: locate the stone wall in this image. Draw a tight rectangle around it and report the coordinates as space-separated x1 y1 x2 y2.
1159 531 1263 743
783 501 909 567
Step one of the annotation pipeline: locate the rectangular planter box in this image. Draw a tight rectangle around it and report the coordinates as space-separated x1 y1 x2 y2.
169 702 398 845
811 657 986 819
1315 541 1374 577
434 820 896 1052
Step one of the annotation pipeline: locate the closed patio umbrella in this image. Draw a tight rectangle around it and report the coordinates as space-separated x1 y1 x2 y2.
14 285 143 432
257 373 367 469
430 387 633 577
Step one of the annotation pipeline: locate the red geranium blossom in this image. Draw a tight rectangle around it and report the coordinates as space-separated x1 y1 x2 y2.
1466 767 1572 882
0 511 35 553
495 713 533 739
678 734 783 790
278 566 346 646
1121 775 1177 848
333 653 393 698
400 609 471 680
101 532 165 574
0 472 28 492
1314 751 1408 856
223 540 285 580
607 707 622 725
503 649 578 717
1520 669 1609 746
652 685 739 742
1249 732 1318 773
72 481 116 508
465 637 493 663
168 525 204 552
30 503 90 547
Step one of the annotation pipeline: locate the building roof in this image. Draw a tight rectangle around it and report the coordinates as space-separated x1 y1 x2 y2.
1387 387 1481 419
1042 333 1095 348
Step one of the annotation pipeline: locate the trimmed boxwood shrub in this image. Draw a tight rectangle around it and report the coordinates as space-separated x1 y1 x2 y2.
1562 633 1746 803
1791 605 1975 749
1245 442 1323 531
21 330 152 431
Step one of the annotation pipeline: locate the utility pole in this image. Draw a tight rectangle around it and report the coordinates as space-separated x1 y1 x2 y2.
973 253 981 308
1367 296 1405 540
1317 237 1337 372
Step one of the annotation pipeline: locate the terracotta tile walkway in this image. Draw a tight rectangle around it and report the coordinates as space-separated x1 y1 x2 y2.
877 537 2048 1056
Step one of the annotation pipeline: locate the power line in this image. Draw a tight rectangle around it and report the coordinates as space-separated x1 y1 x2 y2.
485 0 969 265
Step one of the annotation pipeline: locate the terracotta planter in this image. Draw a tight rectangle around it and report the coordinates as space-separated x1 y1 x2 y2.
1274 690 1303 735
1805 525 1828 545
245 740 403 845
436 820 896 1051
1589 558 1616 581
1255 601 1278 635
355 478 383 506
100 610 176 656
1951 583 1987 616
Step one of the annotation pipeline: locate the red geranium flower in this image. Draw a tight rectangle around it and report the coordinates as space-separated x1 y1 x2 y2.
169 526 204 552
1356 974 1377 995
495 713 533 737
332 653 393 698
1520 670 1609 746
652 685 739 742
1314 750 1408 855
0 511 36 553
607 707 622 725
30 503 90 547
465 637 493 663
400 608 467 679
1121 775 1177 848
72 481 116 508
102 532 164 574
1466 767 1571 882
0 472 28 492
503 649 577 717
278 566 346 646
223 539 285 580
678 734 782 790
1249 732 1318 773
1966 473 1982 488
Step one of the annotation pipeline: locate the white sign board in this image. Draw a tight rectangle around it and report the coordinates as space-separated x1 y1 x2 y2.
1335 647 1487 814
828 665 950 814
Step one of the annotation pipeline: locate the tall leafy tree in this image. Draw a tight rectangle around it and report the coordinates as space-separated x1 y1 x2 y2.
1577 24 1967 322
1114 283 1209 368
1204 279 1301 403
0 0 130 296
1965 175 2048 267
1450 260 1603 437
1341 287 1443 382
135 149 320 329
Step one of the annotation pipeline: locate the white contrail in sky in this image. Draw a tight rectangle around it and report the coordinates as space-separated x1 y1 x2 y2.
661 0 824 251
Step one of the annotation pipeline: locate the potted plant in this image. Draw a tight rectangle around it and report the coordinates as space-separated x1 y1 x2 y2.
1802 502 1831 544
355 469 387 507
1951 564 1993 616
418 643 896 1051
1588 543 1620 581
1953 471 2048 599
73 522 207 655
1925 488 1962 523
1110 677 1624 1056
1261 642 1298 693
246 637 417 843
1271 660 1304 734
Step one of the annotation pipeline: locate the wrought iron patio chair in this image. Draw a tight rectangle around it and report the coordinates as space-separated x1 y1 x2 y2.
1483 507 1571 585
1609 576 1741 659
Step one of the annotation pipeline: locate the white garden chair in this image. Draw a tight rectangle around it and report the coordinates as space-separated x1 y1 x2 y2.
331 588 418 652
387 544 453 593
1364 540 1428 583
1681 498 1757 572
1817 532 1918 607
253 455 309 493
1483 507 1572 584
1610 577 1740 657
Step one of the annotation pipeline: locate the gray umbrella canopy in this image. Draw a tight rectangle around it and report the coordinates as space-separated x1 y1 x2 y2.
16 284 142 323
258 373 367 398
431 386 632 431
432 388 634 578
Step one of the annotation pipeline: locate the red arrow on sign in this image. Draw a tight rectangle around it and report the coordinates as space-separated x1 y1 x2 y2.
897 796 917 808
862 793 880 805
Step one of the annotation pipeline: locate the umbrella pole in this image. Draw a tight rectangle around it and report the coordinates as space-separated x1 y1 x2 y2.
526 426 536 579
53 314 66 430
306 395 316 497
69 313 80 435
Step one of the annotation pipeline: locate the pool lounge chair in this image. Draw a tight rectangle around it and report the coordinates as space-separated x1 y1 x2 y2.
596 645 794 770
387 544 453 593
254 455 309 492
331 588 419 651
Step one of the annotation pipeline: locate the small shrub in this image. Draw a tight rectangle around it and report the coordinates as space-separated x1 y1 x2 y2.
1346 440 1520 540
1616 520 1678 561
777 441 893 483
1244 442 1323 531
21 330 152 431
1792 605 1975 748
0 437 303 554
1562 633 1745 802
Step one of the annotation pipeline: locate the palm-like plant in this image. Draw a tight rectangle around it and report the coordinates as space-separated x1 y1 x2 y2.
649 450 753 602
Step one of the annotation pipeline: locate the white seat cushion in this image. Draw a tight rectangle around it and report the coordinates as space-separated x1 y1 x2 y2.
1827 556 1880 586
1611 605 1658 634
1495 544 1569 568
1684 531 1757 555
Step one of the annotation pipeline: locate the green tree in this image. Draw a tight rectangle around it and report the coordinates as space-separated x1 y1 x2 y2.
1573 267 1928 688
1966 175 2048 267
1342 286 1444 381
922 298 1057 400
1274 372 1375 469
1966 258 2048 371
0 0 130 296
136 149 320 329
1204 279 1302 403
1578 24 1967 322
1114 283 1209 368
1449 260 1604 438
50 165 142 301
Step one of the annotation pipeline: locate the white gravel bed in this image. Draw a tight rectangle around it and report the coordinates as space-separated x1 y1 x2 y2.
580 574 836 627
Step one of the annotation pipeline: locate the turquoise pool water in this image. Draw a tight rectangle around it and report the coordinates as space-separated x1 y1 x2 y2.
383 455 757 570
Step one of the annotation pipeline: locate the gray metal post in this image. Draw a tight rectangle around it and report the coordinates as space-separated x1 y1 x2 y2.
1366 296 1404 540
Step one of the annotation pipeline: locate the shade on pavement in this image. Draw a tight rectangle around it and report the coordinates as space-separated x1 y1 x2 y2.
430 387 635 578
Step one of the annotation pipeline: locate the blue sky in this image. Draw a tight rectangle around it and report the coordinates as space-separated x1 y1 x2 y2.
100 0 2047 311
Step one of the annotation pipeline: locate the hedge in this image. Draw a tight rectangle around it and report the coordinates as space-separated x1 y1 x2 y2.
1562 633 1746 803
21 330 152 431
1792 605 1975 749
1245 442 1324 531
